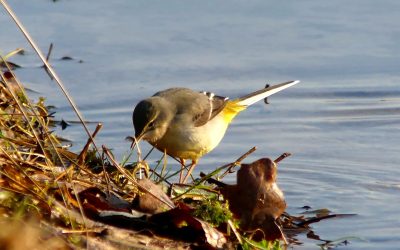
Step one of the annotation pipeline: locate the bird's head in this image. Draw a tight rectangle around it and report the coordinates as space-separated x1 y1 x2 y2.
132 97 173 144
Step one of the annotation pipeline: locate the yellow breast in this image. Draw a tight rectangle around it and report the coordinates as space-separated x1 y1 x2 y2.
153 100 246 161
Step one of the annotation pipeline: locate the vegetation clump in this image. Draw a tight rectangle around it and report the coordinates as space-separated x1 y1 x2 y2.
192 198 233 227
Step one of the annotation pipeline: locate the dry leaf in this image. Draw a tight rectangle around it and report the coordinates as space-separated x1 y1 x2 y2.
221 158 286 241
132 178 175 214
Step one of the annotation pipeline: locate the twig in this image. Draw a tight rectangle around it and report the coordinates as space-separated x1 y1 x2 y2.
237 146 257 163
199 172 227 188
61 228 104 234
149 169 172 186
274 152 291 163
45 43 53 62
44 43 54 79
77 123 103 165
219 146 257 179
228 219 242 244
142 146 155 161
201 151 291 187
1 48 24 61
149 152 164 180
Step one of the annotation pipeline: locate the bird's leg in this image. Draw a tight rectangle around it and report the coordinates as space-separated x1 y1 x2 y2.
178 158 186 183
182 160 197 184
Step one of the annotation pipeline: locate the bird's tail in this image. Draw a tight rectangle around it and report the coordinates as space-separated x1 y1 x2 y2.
222 80 299 123
236 80 299 106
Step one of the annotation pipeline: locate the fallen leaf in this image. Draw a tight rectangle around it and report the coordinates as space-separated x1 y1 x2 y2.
220 158 286 241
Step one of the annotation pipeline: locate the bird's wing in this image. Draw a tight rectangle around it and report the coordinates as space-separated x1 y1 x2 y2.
193 91 228 127
154 88 228 127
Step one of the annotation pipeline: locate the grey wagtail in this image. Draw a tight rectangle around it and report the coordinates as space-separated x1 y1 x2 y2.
133 80 299 183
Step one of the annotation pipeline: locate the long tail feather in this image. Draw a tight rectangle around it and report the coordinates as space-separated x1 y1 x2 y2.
236 80 299 106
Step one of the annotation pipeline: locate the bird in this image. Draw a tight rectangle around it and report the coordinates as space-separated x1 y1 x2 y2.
132 80 299 183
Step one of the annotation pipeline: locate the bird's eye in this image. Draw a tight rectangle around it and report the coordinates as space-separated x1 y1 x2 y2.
148 121 155 129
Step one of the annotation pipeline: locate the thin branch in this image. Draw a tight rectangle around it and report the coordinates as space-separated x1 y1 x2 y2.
219 146 257 179
274 152 291 163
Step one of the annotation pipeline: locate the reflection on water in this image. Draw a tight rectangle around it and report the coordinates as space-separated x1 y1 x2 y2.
1 0 400 249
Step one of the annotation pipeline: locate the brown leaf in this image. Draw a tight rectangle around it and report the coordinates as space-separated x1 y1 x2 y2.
77 187 132 220
150 203 227 248
196 219 227 248
220 158 286 241
132 178 175 214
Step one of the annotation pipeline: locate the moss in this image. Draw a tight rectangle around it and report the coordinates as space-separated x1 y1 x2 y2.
192 198 233 227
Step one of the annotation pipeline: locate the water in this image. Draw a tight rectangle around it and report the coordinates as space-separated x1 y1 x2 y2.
1 1 400 249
